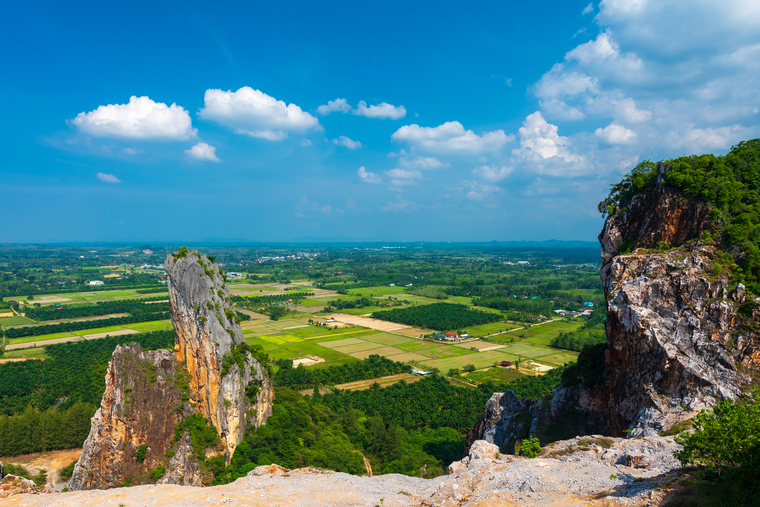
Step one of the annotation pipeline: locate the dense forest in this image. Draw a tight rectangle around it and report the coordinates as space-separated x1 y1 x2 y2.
372 303 501 331
210 369 564 483
23 296 168 321
0 330 175 415
0 402 96 456
475 296 554 317
274 355 411 390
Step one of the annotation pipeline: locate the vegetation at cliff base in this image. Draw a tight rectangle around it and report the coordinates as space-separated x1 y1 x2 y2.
550 311 606 352
273 355 411 390
600 139 760 292
0 330 175 415
0 331 175 457
0 402 96 456
208 369 566 484
665 389 760 506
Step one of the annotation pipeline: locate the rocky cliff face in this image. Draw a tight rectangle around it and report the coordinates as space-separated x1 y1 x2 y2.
166 249 273 459
599 166 757 435
467 162 759 451
69 249 273 490
69 343 200 489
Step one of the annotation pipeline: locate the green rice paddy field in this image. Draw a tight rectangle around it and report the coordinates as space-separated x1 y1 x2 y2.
0 315 34 327
491 320 582 346
240 318 580 374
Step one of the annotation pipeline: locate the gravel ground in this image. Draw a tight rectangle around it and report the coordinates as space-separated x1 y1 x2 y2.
3 436 684 507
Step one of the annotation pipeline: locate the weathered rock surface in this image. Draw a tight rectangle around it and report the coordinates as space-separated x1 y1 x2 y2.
9 436 683 506
166 250 273 459
466 167 759 450
69 344 193 490
68 249 273 490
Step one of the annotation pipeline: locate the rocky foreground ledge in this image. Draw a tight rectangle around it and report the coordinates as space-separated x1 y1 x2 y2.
3 435 682 506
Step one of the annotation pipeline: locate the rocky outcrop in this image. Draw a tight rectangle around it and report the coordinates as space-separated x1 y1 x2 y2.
12 435 685 507
69 249 273 490
69 344 192 490
166 249 273 459
598 169 758 436
467 165 759 451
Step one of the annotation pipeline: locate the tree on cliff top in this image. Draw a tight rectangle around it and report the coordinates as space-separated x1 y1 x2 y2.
599 139 760 292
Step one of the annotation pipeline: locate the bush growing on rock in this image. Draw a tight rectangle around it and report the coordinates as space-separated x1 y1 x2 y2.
515 437 542 458
135 444 148 463
149 466 165 481
674 389 760 476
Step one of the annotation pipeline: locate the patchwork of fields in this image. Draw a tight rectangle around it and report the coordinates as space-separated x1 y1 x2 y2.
4 282 584 379
240 316 581 374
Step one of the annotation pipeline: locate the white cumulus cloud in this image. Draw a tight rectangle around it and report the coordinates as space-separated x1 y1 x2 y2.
317 98 352 115
473 164 513 181
512 112 586 176
385 168 421 187
391 121 512 155
354 101 406 120
70 96 196 140
185 142 221 162
199 87 320 140
399 156 449 170
332 136 362 149
96 172 121 183
595 122 638 144
236 129 288 141
358 166 381 184
530 0 760 156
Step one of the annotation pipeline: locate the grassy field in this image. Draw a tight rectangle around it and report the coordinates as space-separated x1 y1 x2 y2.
503 320 583 346
242 321 368 340
3 289 168 305
424 350 519 371
244 332 361 370
346 286 408 296
0 315 34 326
461 321 520 336
239 317 580 372
2 347 47 359
499 342 579 366
6 319 173 345
441 296 474 305
463 367 525 384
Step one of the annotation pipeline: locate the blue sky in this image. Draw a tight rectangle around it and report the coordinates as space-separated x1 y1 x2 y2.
3 0 760 243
